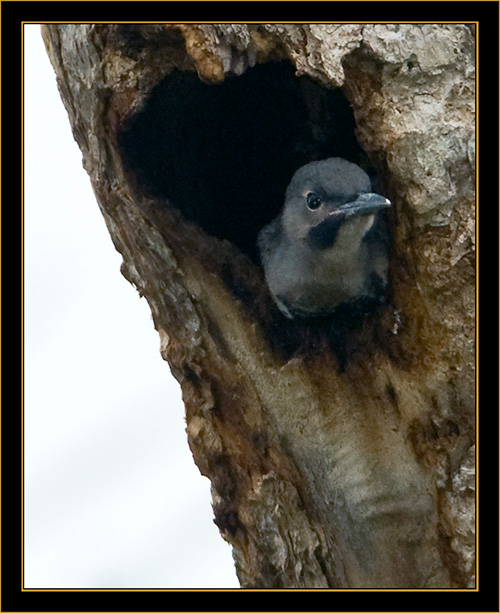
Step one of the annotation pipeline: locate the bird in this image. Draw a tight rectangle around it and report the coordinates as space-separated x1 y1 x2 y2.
257 158 391 320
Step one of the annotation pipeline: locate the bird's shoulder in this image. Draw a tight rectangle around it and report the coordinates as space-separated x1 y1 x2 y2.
257 215 282 263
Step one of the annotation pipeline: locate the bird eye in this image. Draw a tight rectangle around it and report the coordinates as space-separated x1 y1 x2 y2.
306 192 322 211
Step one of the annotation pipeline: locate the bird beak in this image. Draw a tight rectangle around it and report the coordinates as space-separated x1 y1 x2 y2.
337 193 391 217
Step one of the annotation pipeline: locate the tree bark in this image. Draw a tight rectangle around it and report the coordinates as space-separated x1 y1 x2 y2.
42 23 475 589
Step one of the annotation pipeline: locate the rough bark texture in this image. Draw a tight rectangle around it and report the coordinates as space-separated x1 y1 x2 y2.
42 23 475 589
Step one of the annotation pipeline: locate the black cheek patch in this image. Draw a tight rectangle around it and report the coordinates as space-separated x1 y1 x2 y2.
307 215 343 250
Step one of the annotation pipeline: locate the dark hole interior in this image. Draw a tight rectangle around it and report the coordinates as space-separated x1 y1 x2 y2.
118 61 370 260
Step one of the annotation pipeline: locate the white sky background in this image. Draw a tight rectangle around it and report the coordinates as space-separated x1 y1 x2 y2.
23 24 239 589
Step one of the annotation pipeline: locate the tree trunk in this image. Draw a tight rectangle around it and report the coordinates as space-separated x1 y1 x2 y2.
42 23 475 589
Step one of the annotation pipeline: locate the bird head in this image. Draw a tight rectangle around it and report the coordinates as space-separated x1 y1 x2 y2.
282 158 391 251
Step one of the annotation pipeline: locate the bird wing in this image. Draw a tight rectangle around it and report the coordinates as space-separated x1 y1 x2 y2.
257 216 282 265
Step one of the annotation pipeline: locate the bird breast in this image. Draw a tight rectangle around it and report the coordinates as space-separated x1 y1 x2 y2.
267 237 370 315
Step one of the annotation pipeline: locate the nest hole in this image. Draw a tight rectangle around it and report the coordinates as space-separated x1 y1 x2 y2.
118 61 372 260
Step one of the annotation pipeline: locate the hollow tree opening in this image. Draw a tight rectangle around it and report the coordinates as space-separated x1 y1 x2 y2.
118 61 370 260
